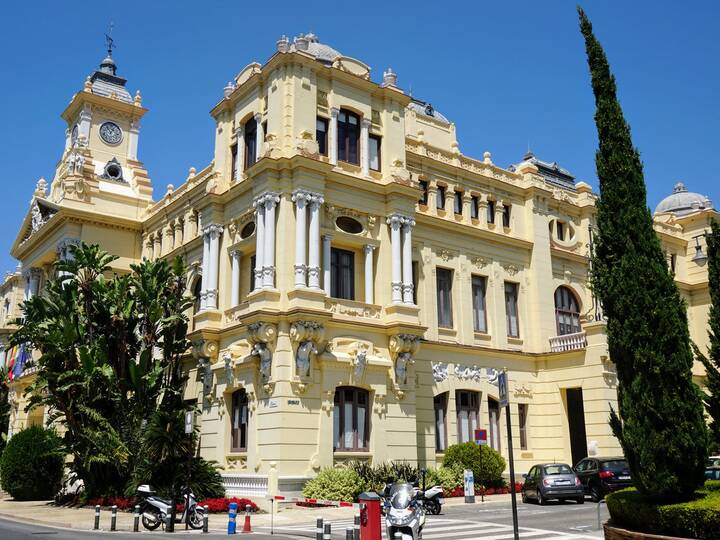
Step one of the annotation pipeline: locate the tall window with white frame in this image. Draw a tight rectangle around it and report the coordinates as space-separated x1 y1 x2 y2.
333 387 369 451
436 267 453 328
454 190 463 215
456 390 479 443
437 185 446 210
369 134 381 171
487 200 496 224
230 389 249 452
316 117 329 156
471 195 479 219
337 109 360 164
331 247 355 300
502 203 512 227
518 403 529 451
471 275 487 333
554 286 581 335
244 117 257 168
488 398 501 452
504 281 520 338
434 393 448 452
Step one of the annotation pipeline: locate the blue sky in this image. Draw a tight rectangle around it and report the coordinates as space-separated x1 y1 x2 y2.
0 0 718 272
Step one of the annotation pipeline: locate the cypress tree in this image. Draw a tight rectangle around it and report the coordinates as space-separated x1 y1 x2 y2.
695 220 720 453
578 7 707 500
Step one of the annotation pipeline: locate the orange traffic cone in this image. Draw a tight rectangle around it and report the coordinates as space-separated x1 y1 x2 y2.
242 505 252 533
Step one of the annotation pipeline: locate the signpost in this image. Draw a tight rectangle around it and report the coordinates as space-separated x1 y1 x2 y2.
474 429 488 502
499 369 519 540
184 410 195 530
463 469 475 504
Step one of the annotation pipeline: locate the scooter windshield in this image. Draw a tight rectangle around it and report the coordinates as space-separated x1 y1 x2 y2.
389 483 414 510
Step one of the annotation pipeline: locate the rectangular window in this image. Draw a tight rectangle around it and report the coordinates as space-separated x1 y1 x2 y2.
453 191 463 215
250 255 256 292
434 393 448 452
670 253 677 273
471 275 487 333
230 143 238 179
488 398 501 452
419 180 429 205
338 110 360 164
244 119 257 168
412 261 419 305
487 200 496 224
369 135 381 171
502 204 511 227
471 195 479 219
331 248 355 300
505 281 520 338
231 391 249 452
333 387 369 451
437 186 446 210
519 403 529 450
557 221 565 241
316 117 328 156
436 267 453 328
456 390 479 443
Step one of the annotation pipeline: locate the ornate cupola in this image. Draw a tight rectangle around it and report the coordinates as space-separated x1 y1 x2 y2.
49 38 153 216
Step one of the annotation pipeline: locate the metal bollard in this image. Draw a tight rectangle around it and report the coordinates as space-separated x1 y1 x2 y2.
110 505 117 532
203 505 209 533
346 527 354 540
228 502 238 534
133 505 140 532
597 500 605 530
94 505 101 530
316 517 324 540
323 522 331 540
165 512 173 533
353 514 360 540
242 504 252 533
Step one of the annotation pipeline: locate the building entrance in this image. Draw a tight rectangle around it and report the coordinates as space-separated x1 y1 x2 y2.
566 388 588 466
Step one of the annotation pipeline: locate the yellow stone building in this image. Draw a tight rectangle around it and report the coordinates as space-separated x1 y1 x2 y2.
1 34 715 497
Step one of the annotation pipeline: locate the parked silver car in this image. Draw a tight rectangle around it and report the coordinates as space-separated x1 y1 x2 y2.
521 463 584 505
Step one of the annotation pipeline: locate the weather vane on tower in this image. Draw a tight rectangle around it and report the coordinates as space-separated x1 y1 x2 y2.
105 21 116 57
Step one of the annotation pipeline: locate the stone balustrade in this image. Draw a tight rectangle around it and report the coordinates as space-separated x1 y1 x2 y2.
549 331 587 352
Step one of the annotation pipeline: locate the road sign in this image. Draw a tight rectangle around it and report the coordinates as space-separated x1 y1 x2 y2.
498 370 509 408
475 428 488 445
184 410 194 434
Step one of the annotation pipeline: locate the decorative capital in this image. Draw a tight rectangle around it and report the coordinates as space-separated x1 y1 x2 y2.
203 223 224 238
253 191 281 209
386 213 415 228
247 321 277 346
290 320 325 344
330 107 339 118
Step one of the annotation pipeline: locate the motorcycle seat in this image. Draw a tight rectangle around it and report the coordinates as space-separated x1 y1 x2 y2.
153 497 173 506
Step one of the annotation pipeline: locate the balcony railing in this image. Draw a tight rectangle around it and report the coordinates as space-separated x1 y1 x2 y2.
549 331 587 352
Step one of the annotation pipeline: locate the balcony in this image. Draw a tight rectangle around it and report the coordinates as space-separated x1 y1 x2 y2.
549 331 587 352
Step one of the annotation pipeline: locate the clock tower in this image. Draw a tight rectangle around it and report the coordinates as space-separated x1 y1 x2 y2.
49 46 153 218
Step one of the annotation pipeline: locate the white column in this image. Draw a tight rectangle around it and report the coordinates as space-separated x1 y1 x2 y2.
402 219 415 304
24 269 41 301
388 215 403 303
322 235 333 296
308 195 324 289
255 113 264 163
200 233 210 309
263 194 279 288
361 118 370 177
364 244 375 304
235 128 244 181
253 196 266 291
292 191 309 287
230 250 241 307
206 225 223 310
329 108 339 165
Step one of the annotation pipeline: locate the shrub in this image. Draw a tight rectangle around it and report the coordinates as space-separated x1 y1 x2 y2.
0 426 64 500
347 461 419 493
303 467 365 502
442 443 506 488
606 486 720 539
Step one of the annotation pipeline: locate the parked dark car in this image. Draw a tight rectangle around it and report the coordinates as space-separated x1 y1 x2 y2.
574 457 632 501
521 463 584 505
705 456 720 480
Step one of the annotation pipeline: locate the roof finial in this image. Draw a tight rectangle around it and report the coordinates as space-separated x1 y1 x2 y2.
105 21 116 57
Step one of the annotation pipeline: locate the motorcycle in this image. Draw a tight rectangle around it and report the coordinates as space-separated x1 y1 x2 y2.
384 482 426 540
418 484 444 515
137 484 204 530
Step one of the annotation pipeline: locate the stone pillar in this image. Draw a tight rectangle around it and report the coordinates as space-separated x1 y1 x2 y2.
174 219 184 247
462 192 473 224
164 223 175 254
402 218 415 304
154 234 162 260
364 244 375 304
308 195 324 290
144 235 154 260
444 189 454 212
234 127 244 180
78 104 91 142
230 249 241 308
253 196 266 291
427 183 438 216
255 113 264 163
262 194 280 288
185 210 197 239
329 107 339 165
25 268 42 300
387 215 403 303
322 235 332 296
205 224 223 310
495 200 505 228
478 197 488 228
200 232 210 309
292 191 309 287
361 118 371 177
128 120 140 161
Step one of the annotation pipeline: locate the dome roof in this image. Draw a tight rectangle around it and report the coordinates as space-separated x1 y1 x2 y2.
288 33 342 65
654 182 713 215
407 100 450 124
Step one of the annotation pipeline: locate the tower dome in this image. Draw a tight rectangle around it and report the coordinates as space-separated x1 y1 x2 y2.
654 182 713 215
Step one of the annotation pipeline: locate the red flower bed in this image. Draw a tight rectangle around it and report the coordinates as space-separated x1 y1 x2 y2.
88 496 259 514
87 496 137 510
444 482 523 498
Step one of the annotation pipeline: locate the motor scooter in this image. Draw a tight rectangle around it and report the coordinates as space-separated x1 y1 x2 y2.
417 484 444 515
384 482 426 540
137 484 204 530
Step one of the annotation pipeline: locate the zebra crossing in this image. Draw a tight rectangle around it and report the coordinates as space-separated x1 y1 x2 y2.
272 516 602 539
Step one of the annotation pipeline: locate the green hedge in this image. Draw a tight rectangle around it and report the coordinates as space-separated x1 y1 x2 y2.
0 426 64 501
442 443 506 487
606 484 720 539
302 467 365 502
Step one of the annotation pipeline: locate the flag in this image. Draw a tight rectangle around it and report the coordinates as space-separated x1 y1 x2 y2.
6 345 17 381
12 343 30 380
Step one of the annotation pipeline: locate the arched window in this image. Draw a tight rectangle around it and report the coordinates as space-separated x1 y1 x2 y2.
230 390 249 452
337 109 360 165
244 117 257 168
434 392 448 452
554 286 581 335
333 386 369 451
192 278 202 315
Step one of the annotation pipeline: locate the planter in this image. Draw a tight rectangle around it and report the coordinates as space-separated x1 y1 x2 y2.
604 523 693 540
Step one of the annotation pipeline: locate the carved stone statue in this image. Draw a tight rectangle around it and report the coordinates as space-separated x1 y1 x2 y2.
395 351 413 385
296 341 317 378
354 348 367 380
290 320 324 379
252 343 272 383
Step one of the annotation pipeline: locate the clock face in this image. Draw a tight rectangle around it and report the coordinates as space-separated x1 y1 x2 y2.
99 121 122 145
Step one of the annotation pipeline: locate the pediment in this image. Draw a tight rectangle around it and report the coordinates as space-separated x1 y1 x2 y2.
332 56 370 80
